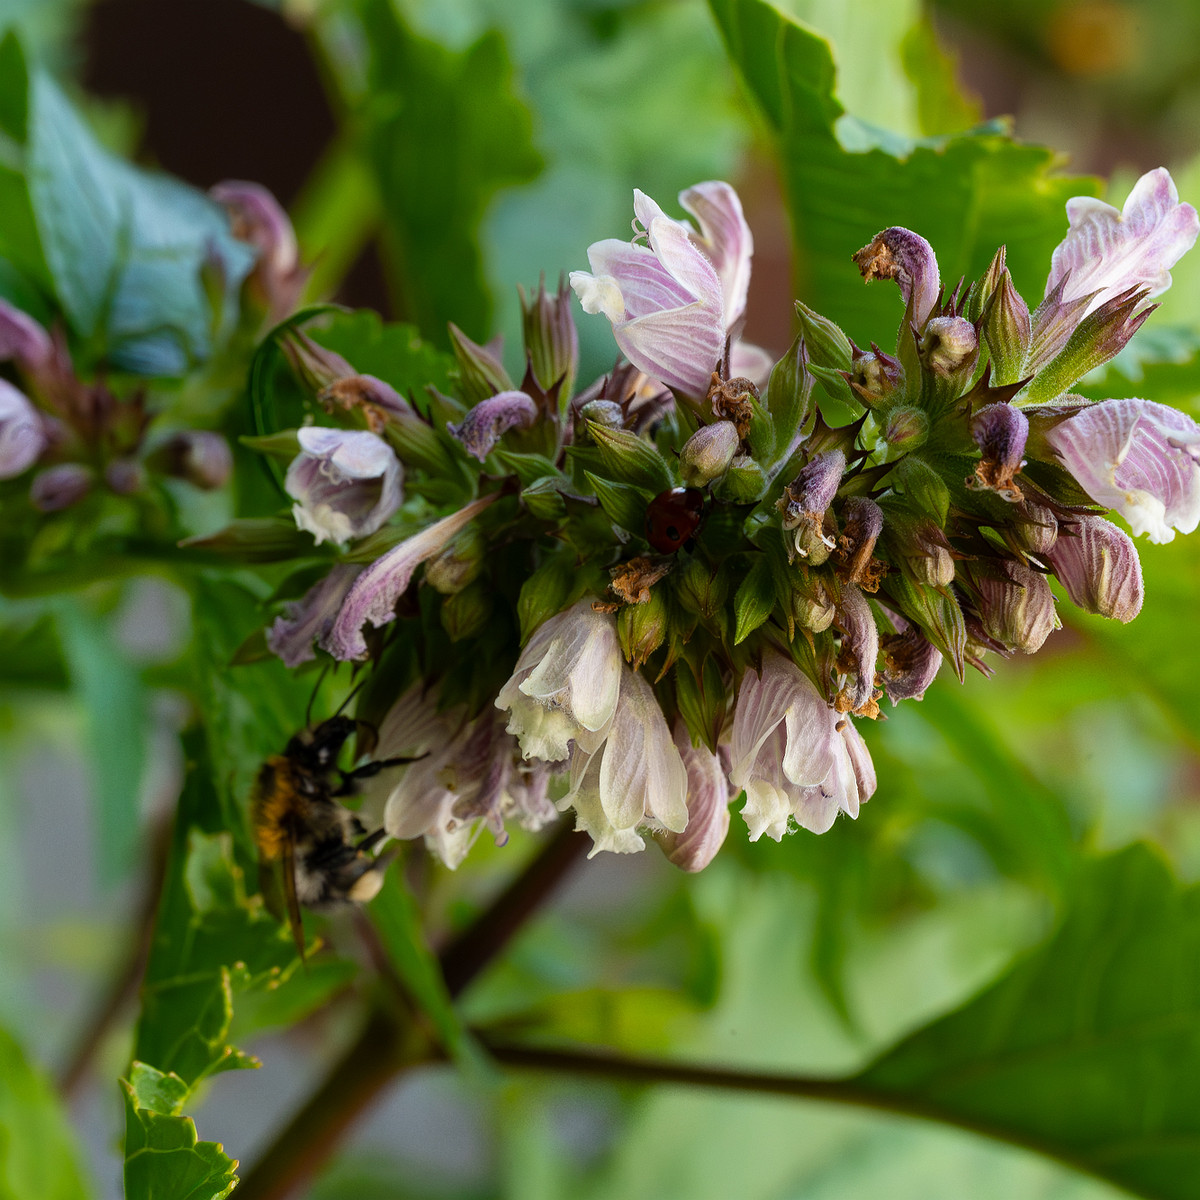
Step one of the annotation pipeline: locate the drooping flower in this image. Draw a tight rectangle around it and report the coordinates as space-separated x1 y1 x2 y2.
1042 398 1200 544
0 380 46 479
879 618 943 704
969 559 1060 654
558 664 688 855
447 390 538 461
852 226 941 332
1045 514 1144 623
1045 168 1199 317
374 687 557 869
211 180 307 321
656 720 732 872
729 650 871 840
570 183 756 398
496 598 623 763
266 563 362 667
971 402 1029 501
325 495 497 660
285 427 403 546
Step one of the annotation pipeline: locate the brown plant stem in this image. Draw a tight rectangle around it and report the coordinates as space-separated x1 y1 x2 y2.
235 819 589 1200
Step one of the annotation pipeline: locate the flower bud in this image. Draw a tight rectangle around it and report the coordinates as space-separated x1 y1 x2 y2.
449 324 514 407
440 580 494 642
879 622 942 703
882 405 928 451
919 316 978 379
847 344 904 407
320 373 415 431
970 402 1029 502
675 557 728 618
892 455 949 524
656 720 731 872
0 300 54 374
150 430 233 490
981 268 1032 386
1045 514 1143 622
794 301 853 372
424 523 486 594
30 463 93 512
280 331 356 392
837 496 884 587
617 587 668 668
211 180 306 321
520 276 579 405
853 227 941 332
0 380 46 479
971 559 1059 653
1010 501 1058 555
447 390 538 461
777 449 845 565
715 455 767 503
679 420 738 487
105 458 144 495
790 572 836 634
578 399 625 435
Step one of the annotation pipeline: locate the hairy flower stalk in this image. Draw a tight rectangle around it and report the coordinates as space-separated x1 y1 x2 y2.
244 168 1200 871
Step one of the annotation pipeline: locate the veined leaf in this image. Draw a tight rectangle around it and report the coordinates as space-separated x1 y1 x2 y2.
708 0 1097 344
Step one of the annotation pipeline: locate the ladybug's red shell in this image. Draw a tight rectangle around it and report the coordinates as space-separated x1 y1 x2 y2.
645 487 704 553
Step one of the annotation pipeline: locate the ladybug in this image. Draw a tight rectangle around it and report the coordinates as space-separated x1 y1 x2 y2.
645 487 705 554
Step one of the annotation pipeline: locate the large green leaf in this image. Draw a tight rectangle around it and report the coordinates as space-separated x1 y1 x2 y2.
23 67 254 373
122 1063 237 1200
351 0 542 344
707 0 1097 344
853 844 1200 1200
0 1024 91 1200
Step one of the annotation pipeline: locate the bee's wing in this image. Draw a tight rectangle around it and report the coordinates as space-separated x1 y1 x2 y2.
280 840 308 965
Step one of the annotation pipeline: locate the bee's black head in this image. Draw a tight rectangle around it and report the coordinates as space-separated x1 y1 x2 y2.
285 714 358 771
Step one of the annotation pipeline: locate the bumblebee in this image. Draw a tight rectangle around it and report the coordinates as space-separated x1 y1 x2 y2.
252 714 411 956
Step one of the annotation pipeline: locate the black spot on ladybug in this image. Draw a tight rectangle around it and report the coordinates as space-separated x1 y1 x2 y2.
646 487 704 553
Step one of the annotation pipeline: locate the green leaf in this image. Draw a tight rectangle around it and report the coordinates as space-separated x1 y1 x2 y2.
135 738 298 1092
852 845 1200 1200
899 18 983 137
0 1024 91 1200
55 598 146 882
353 0 542 343
584 423 674 494
122 1064 237 1200
586 472 649 536
368 874 481 1068
708 0 1096 342
25 71 254 373
733 554 775 644
0 31 29 142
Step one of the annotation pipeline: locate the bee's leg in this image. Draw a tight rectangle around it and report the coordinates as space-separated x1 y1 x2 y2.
356 827 387 853
334 753 427 795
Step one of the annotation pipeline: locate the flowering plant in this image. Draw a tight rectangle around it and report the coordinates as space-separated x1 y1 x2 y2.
8 5 1200 1200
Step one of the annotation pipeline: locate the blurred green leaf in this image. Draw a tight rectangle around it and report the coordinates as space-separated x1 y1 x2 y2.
853 844 1200 1200
900 17 983 137
23 70 254 372
351 0 542 343
56 598 147 881
0 1023 91 1200
708 0 1096 344
122 1062 237 1200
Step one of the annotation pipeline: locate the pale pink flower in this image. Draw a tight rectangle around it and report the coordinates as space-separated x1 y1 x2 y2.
285 427 403 546
0 380 46 479
1046 168 1199 317
1045 514 1143 623
656 720 732 872
1043 398 1200 543
496 599 623 763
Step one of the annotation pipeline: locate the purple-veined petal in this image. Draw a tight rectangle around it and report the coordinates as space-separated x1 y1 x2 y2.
0 379 46 479
658 720 731 872
1044 397 1200 543
1046 514 1144 622
680 180 754 327
1046 168 1199 315
326 495 496 659
267 563 362 667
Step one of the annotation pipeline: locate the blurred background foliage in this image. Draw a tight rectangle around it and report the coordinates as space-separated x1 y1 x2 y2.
1 0 1200 1197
